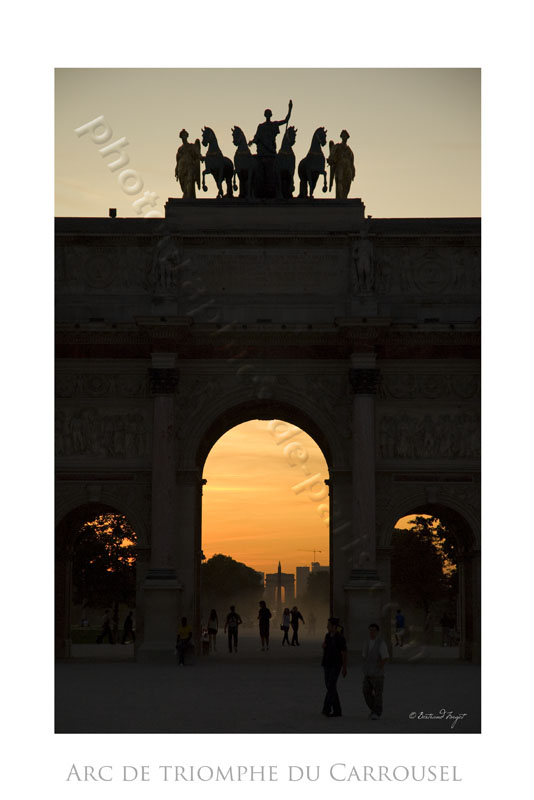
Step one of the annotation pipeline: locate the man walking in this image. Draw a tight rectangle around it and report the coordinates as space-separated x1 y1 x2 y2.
362 623 389 720
290 605 305 646
224 605 242 653
321 617 347 717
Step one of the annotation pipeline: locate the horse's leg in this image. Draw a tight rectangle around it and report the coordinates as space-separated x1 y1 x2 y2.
298 163 307 198
322 169 328 193
309 170 318 198
202 168 208 192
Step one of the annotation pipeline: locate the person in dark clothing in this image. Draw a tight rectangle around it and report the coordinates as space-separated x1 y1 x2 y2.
321 617 347 717
258 600 272 651
97 609 114 644
224 605 242 653
121 610 135 644
290 605 305 646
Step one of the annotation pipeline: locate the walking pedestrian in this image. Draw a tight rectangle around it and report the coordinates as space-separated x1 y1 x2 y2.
97 609 114 644
290 605 305 646
224 605 242 653
121 610 135 644
176 616 193 666
362 623 389 719
207 609 218 653
281 607 290 645
258 600 272 651
321 617 347 717
394 609 405 647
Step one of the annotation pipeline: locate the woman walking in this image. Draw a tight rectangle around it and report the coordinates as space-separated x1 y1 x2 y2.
281 607 290 645
207 609 218 653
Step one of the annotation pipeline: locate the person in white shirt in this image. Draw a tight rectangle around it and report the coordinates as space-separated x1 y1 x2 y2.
362 623 389 719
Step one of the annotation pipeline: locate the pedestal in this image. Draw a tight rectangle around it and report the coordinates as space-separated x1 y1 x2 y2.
343 569 385 648
137 569 182 662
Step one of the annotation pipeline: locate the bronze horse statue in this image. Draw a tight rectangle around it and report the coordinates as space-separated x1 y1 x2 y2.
274 125 297 199
298 127 328 198
201 127 234 198
231 126 259 199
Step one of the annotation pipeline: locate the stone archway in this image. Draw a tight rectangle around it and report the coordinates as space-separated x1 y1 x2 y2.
378 496 480 661
195 401 335 641
55 502 145 659
195 404 334 633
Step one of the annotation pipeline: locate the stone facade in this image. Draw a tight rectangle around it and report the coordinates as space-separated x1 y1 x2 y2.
55 199 480 661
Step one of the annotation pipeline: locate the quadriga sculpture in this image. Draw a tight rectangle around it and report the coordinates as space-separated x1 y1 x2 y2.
231 126 259 199
297 127 328 198
201 127 234 198
274 125 297 199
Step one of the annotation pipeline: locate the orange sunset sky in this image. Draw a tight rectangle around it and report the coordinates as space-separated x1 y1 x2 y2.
202 420 330 576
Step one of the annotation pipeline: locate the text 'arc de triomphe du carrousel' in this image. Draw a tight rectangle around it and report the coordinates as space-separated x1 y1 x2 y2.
55 100 481 662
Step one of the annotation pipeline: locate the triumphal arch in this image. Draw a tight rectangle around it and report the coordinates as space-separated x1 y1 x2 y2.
55 123 480 662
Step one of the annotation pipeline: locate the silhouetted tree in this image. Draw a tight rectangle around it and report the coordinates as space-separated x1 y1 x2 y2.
391 516 456 614
201 554 263 612
72 514 137 630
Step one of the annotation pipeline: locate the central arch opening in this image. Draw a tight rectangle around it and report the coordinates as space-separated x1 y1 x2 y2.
200 417 330 647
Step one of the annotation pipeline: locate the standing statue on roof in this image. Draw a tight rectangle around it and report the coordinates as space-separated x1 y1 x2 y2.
175 129 202 198
327 130 356 199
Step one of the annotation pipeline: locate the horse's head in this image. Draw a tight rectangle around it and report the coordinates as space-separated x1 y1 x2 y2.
231 126 244 146
201 127 214 146
315 127 327 147
286 125 297 146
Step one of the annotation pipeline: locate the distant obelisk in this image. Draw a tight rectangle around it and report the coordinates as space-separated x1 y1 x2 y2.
277 561 282 607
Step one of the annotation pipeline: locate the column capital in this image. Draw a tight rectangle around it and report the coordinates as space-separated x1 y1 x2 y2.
349 367 380 395
149 367 179 395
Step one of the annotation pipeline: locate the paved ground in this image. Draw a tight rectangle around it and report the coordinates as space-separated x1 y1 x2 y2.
56 632 480 734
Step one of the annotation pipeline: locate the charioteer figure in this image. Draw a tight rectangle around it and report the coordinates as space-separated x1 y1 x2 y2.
249 100 293 197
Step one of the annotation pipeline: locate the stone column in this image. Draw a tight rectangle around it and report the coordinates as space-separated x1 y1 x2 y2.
138 353 181 661
328 469 353 620
175 469 204 645
343 354 384 647
458 548 481 663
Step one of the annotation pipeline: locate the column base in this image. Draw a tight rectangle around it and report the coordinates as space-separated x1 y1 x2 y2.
136 569 183 662
343 569 385 648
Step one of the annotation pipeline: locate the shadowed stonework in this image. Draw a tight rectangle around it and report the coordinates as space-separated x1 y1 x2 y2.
56 190 480 731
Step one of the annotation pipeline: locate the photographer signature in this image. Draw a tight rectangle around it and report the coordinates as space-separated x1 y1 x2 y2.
409 709 467 729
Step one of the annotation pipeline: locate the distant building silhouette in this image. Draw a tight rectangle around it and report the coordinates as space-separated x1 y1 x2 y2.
265 562 295 606
296 566 310 598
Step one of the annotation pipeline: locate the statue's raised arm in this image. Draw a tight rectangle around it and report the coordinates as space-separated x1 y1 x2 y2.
249 100 294 156
275 99 293 126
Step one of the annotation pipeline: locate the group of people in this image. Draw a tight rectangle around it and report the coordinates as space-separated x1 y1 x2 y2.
96 609 135 645
198 603 308 654
182 607 389 720
321 619 388 720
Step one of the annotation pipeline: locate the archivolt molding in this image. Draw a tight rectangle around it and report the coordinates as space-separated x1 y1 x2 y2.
376 476 480 550
55 481 151 547
175 370 351 470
